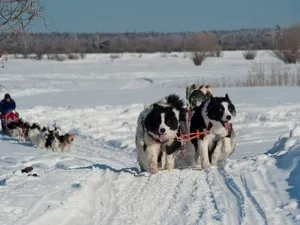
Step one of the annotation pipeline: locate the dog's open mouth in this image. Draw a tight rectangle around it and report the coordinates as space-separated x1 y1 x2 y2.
158 134 167 142
223 121 231 130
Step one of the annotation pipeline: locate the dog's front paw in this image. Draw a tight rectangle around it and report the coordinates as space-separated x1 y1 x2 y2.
150 162 158 174
166 163 175 171
201 161 211 169
191 161 201 168
150 167 158 174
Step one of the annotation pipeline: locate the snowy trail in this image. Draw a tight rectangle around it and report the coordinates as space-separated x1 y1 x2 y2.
23 160 298 225
1 52 300 225
1 102 300 225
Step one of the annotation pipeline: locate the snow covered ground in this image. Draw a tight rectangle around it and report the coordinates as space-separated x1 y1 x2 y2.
1 51 300 225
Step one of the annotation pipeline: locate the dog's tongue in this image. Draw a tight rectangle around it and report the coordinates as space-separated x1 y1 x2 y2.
159 134 167 142
224 121 231 130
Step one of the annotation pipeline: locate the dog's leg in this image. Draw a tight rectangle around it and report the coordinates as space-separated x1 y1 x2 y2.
221 137 234 159
166 153 176 171
184 141 198 167
137 148 146 171
146 143 161 174
66 145 71 152
198 135 213 169
160 151 166 170
194 148 200 167
211 140 223 166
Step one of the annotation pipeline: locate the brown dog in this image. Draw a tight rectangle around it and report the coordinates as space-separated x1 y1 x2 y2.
51 133 76 152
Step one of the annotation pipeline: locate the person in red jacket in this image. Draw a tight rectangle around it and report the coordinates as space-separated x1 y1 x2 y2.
0 93 19 130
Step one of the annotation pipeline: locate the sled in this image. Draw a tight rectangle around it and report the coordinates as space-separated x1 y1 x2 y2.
184 84 213 126
0 111 22 137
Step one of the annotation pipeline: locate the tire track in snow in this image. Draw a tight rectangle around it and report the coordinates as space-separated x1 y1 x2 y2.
91 171 120 225
73 135 137 169
240 175 268 225
158 170 216 225
109 169 223 225
183 179 205 224
204 170 223 222
218 167 246 225
206 168 245 225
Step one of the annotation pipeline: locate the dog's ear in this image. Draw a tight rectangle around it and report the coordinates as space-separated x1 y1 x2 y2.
208 96 215 107
152 103 160 108
225 93 230 100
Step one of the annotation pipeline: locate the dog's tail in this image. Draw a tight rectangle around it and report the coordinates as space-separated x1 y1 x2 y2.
166 94 184 111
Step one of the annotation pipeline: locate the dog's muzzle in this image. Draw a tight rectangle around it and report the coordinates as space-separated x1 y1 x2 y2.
223 121 232 131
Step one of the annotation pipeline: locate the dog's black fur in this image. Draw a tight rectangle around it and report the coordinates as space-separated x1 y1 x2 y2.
143 94 184 155
45 127 59 148
144 104 179 140
136 94 188 173
190 94 236 163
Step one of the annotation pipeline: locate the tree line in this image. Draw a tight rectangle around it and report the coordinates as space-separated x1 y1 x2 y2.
0 27 277 55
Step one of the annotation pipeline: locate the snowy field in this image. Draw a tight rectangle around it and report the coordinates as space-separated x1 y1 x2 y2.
1 50 300 225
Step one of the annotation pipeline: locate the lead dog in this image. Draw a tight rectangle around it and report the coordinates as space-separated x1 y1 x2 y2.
189 94 237 169
135 94 186 174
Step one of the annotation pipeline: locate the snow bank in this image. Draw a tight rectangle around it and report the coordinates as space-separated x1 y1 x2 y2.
266 124 300 207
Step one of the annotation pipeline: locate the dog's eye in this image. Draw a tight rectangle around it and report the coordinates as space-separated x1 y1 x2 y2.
228 105 234 112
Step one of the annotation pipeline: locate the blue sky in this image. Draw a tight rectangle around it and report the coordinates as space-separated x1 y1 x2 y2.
32 0 300 33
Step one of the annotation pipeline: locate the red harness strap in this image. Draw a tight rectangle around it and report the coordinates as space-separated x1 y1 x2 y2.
177 122 212 157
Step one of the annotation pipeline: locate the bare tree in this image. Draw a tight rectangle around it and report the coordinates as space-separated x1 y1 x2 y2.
272 24 300 64
0 0 42 33
0 0 43 68
243 50 257 60
188 32 221 66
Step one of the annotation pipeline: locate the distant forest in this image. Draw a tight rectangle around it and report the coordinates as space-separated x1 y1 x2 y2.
0 27 281 55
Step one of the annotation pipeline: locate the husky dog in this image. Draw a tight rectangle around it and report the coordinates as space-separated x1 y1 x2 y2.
189 94 237 169
50 132 76 152
28 126 50 148
135 94 186 174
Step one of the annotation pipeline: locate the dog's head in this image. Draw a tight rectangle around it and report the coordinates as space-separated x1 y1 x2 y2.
18 119 30 128
48 127 60 140
44 127 59 148
65 133 76 143
41 126 49 135
144 103 180 142
30 123 41 131
207 93 236 130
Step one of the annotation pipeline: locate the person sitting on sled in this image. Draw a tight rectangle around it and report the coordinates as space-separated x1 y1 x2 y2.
0 93 18 129
185 85 213 125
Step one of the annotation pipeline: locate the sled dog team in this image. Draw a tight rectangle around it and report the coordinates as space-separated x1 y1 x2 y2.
1 84 236 173
135 84 237 174
4 118 76 152
0 94 76 152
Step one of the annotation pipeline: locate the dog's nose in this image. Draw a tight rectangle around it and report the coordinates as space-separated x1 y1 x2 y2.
159 128 166 133
226 115 232 120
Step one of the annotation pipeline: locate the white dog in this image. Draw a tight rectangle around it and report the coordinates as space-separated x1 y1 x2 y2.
189 94 237 169
135 94 185 174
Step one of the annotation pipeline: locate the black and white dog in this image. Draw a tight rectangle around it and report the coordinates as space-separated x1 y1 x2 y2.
189 93 237 169
27 125 50 148
135 94 186 174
